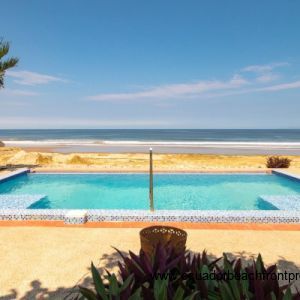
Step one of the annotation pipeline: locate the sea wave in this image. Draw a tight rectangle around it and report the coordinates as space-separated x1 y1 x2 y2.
3 140 101 146
4 139 300 149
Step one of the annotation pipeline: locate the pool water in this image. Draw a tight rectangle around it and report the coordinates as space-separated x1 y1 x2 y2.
0 173 300 210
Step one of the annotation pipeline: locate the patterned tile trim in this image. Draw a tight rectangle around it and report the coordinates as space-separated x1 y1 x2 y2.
86 209 300 224
0 209 65 221
0 209 299 224
65 210 88 224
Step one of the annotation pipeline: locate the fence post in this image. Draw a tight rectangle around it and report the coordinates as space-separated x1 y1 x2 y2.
149 147 154 211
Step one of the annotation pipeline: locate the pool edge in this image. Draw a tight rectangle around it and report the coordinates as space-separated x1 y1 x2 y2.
1 168 300 225
0 209 299 224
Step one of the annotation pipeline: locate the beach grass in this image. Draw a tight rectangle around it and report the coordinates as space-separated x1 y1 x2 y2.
1 146 300 172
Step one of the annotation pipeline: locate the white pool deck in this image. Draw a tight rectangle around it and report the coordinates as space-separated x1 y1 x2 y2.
0 168 29 182
0 168 300 224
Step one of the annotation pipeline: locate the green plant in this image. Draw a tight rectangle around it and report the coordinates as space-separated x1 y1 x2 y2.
214 254 298 300
79 263 140 300
78 245 300 300
0 38 19 88
266 156 291 168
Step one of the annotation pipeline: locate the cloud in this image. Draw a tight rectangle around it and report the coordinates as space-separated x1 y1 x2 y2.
87 61 299 102
0 117 171 128
258 80 300 92
256 73 280 83
0 88 39 96
242 62 289 83
242 62 289 73
6 70 67 86
205 80 300 99
88 75 248 101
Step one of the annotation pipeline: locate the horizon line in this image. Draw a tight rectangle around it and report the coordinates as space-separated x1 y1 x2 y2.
1 128 300 131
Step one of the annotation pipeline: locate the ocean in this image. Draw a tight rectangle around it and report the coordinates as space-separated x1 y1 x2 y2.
1 129 300 154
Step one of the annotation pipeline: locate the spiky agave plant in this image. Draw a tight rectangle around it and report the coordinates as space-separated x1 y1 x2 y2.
0 39 19 88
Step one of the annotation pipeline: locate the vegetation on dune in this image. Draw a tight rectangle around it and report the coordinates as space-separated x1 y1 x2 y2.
266 156 291 168
0 38 19 88
1 148 300 170
67 155 91 165
35 153 53 165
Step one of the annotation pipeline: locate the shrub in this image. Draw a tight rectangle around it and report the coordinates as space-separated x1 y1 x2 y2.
266 156 291 168
77 244 300 300
67 155 90 165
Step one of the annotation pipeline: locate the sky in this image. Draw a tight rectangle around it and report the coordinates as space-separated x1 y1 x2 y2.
1 0 300 129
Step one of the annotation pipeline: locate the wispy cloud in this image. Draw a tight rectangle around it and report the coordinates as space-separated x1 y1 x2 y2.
0 117 171 128
204 79 300 99
0 88 39 96
7 70 67 86
87 61 299 102
242 62 289 83
88 75 248 101
258 80 300 92
256 73 280 83
242 62 289 73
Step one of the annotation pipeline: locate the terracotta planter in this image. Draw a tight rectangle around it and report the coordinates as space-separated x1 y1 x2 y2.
140 225 187 257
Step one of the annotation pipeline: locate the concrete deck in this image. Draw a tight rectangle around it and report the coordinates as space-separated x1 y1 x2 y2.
0 226 299 299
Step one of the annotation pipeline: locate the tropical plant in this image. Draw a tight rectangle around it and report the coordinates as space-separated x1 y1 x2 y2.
76 244 300 300
0 38 19 88
266 156 291 168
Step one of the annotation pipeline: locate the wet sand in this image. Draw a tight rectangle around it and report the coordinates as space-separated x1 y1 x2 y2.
11 143 300 155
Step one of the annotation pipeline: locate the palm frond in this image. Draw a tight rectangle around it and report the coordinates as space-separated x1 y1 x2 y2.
0 74 4 89
0 57 19 72
0 41 10 59
0 39 19 88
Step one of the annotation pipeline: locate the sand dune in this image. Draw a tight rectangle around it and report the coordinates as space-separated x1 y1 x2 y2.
1 146 300 172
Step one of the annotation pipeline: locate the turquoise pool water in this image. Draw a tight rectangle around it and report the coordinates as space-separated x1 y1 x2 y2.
0 173 300 210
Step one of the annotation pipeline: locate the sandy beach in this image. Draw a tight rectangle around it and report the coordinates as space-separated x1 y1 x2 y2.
1 146 300 173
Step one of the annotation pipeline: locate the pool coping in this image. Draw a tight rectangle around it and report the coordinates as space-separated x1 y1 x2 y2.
0 168 30 182
0 168 300 225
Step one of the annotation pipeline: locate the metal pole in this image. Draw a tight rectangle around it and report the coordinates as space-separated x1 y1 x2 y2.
149 147 154 211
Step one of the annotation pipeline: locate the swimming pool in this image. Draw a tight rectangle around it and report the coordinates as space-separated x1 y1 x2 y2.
1 172 300 210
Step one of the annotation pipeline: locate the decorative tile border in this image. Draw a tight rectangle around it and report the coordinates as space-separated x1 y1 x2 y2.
86 210 300 224
0 209 299 224
0 209 65 221
65 210 88 224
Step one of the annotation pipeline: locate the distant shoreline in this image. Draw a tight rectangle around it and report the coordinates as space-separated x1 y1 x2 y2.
4 141 300 155
2 128 300 154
